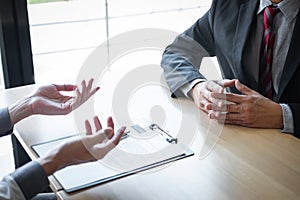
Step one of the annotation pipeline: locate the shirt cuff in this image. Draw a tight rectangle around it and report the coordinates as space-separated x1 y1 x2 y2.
10 161 49 200
1 175 26 200
0 107 13 137
180 79 206 98
280 104 294 134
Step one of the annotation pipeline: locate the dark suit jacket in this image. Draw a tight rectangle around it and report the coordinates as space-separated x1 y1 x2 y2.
0 107 13 137
161 0 300 138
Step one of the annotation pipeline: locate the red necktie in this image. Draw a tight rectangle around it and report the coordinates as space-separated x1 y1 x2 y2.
259 6 279 99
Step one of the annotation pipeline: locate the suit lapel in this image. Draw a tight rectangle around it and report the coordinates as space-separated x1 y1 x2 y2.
275 11 300 101
233 0 259 89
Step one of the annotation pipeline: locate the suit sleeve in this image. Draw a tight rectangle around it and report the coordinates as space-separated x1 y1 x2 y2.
1 108 50 198
0 161 50 200
161 1 217 98
288 103 300 138
0 175 26 200
0 107 13 137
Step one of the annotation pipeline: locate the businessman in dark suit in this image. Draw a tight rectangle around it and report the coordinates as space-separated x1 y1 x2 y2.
161 0 300 138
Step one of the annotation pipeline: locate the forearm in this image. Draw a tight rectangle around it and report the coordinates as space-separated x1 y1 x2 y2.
162 50 202 90
37 141 82 176
8 97 33 125
161 13 215 98
37 153 67 176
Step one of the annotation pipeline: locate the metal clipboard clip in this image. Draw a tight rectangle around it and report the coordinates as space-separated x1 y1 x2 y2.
149 124 178 144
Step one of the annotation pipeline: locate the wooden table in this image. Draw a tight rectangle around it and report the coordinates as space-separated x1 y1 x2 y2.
1 84 300 200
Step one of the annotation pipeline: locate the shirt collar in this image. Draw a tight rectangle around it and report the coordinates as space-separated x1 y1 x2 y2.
258 0 300 21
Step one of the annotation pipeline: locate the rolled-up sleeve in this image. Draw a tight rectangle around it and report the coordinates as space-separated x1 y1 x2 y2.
0 107 13 137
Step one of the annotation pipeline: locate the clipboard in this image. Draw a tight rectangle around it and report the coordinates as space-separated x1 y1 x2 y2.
31 123 194 193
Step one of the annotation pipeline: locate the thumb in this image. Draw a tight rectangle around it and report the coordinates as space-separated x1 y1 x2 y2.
235 80 254 95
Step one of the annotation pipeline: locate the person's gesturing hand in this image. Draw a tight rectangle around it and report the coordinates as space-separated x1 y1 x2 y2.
9 79 99 124
38 116 126 176
83 116 124 159
30 79 99 115
190 79 235 116
209 80 283 129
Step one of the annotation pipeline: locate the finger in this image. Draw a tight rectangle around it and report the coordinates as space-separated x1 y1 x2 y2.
211 92 245 104
224 112 245 121
206 103 227 112
81 80 87 92
213 112 228 123
76 87 81 97
103 127 114 139
94 127 125 158
86 78 94 92
54 84 77 91
206 102 240 113
81 79 100 101
198 96 224 113
94 128 113 143
93 116 102 132
196 97 209 111
226 103 241 113
199 82 226 107
110 126 126 146
208 111 223 119
202 88 224 107
235 80 256 95
206 80 224 93
71 88 82 109
89 87 100 97
213 112 245 124
85 120 92 135
107 116 114 129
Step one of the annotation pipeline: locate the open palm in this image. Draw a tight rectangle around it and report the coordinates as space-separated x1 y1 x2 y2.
30 79 99 115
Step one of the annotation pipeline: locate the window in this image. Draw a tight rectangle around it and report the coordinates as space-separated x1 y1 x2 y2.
27 0 106 84
27 0 211 85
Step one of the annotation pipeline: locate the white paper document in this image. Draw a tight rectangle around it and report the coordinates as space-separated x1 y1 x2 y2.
32 124 194 192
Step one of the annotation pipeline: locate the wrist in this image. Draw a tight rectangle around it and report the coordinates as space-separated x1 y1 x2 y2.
189 81 205 100
38 144 75 176
8 97 33 125
38 156 58 176
37 151 66 176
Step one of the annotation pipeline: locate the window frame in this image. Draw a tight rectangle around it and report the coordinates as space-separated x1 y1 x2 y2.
0 0 35 89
